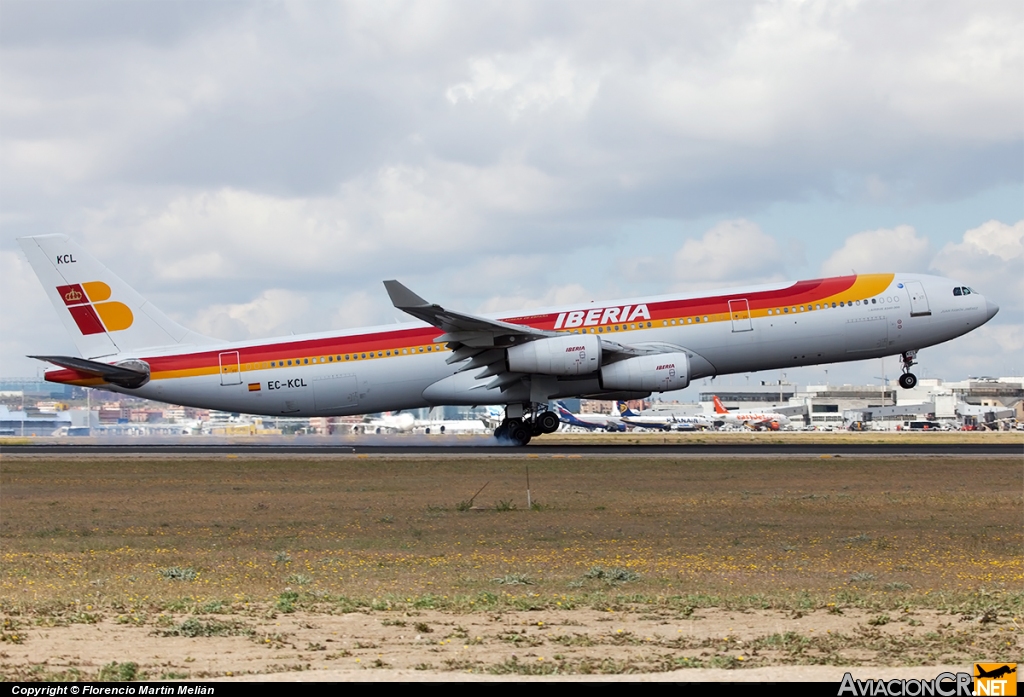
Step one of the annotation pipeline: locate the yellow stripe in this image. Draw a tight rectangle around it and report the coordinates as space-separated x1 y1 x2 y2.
134 274 901 385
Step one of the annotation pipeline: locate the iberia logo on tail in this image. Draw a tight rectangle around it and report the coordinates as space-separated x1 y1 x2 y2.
56 281 133 335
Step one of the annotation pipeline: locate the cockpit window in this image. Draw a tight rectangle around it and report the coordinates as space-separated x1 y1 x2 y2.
953 287 962 296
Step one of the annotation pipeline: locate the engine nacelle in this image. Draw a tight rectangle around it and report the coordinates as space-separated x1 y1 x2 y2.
600 352 690 393
507 334 601 376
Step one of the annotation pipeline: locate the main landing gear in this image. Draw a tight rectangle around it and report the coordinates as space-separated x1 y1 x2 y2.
493 404 560 446
898 350 919 390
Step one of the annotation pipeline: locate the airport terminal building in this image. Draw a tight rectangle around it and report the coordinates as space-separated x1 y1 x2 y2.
696 376 1022 430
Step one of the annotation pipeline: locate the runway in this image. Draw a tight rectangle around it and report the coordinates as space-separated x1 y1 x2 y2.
2 441 1019 455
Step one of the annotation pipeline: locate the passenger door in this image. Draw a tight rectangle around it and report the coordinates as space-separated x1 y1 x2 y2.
728 298 752 332
904 281 931 317
218 351 241 386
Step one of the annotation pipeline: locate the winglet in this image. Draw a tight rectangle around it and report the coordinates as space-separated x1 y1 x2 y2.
383 280 430 309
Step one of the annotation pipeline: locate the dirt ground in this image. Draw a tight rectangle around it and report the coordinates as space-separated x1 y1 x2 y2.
2 606 1016 680
1 452 1020 680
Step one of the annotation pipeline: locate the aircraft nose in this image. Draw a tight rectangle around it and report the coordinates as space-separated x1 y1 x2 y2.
986 299 999 321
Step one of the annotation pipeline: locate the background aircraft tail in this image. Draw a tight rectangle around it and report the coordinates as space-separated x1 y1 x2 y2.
18 234 215 359
712 396 729 414
617 401 639 417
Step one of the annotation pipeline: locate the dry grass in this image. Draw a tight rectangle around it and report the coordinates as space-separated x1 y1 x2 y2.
1 454 1020 605
0 453 1020 678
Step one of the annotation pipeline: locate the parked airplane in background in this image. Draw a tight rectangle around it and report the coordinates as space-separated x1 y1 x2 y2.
20 234 998 445
617 403 713 431
359 411 415 434
355 411 490 435
711 395 791 430
554 402 625 432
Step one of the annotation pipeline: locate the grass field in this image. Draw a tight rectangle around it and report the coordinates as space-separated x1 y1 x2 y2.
1 453 1020 679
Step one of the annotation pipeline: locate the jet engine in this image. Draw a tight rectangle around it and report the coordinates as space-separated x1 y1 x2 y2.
507 334 601 376
600 352 690 393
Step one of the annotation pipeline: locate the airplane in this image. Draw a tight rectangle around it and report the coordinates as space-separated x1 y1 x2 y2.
554 401 626 432
358 411 415 434
481 405 506 430
616 402 713 431
710 395 791 430
974 665 1016 680
18 234 999 446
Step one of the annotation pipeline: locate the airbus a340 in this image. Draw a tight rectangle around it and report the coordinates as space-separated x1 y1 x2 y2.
20 234 998 445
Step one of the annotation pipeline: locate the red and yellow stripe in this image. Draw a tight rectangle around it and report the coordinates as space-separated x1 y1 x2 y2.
44 274 894 387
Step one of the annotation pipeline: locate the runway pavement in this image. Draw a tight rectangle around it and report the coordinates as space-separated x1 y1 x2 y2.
2 440 1019 456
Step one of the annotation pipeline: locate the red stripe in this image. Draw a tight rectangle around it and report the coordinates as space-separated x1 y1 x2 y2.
68 305 106 335
44 368 94 383
45 275 865 381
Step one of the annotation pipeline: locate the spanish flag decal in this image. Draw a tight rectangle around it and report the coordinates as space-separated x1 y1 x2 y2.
248 383 261 392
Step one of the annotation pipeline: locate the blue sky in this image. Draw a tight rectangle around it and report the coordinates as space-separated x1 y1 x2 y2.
2 1 1021 393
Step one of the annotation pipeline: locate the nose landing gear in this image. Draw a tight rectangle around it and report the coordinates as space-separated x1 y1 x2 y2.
898 350 918 389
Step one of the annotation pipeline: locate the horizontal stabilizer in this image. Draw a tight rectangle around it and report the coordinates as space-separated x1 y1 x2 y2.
30 355 150 388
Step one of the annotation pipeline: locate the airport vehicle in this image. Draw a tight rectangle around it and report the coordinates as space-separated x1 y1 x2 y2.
901 420 946 431
417 418 490 435
710 395 792 430
409 406 493 435
20 234 999 445
554 402 626 432
616 402 713 431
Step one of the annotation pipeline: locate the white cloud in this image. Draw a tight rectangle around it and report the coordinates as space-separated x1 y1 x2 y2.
670 219 787 290
446 46 601 120
190 289 310 342
930 219 1024 312
477 283 592 315
187 286 397 342
820 225 931 277
3 1 1022 387
78 158 565 288
0 249 77 376
619 219 788 294
328 290 390 331
922 321 1024 379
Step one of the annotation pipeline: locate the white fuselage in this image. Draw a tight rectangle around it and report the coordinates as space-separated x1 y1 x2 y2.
50 273 997 416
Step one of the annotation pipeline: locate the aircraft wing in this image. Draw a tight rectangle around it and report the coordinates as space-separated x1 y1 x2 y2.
385 280 661 356
384 280 678 394
384 280 555 346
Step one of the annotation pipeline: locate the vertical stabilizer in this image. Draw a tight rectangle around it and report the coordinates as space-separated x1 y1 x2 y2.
18 234 215 358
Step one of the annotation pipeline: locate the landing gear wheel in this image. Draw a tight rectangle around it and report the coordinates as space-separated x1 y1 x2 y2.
494 421 510 441
535 411 560 435
507 422 532 446
898 372 918 389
